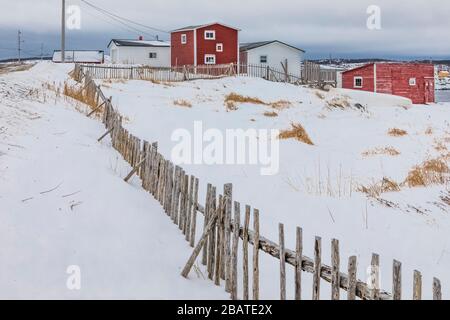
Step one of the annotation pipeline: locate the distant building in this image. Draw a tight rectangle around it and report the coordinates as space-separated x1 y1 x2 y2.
52 50 104 64
170 23 240 67
107 38 171 66
342 63 435 104
240 41 305 77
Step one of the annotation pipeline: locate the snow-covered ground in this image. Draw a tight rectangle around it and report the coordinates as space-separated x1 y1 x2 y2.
97 71 450 299
0 62 227 299
1 62 450 300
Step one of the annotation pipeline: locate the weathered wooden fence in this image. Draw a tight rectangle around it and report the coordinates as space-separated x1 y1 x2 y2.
71 64 442 300
79 62 336 87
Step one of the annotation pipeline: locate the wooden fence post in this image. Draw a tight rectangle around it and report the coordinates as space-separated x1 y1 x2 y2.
331 239 340 300
347 256 357 300
433 278 442 300
208 186 217 280
189 177 199 247
231 201 240 300
214 195 224 286
279 223 286 300
253 209 260 300
393 260 402 300
370 253 380 300
202 184 212 266
243 205 251 300
312 236 322 300
224 183 233 293
295 227 303 300
184 175 194 239
413 270 422 300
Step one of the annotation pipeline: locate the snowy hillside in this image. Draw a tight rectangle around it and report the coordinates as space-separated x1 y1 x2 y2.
0 62 227 299
1 62 449 299
97 73 450 298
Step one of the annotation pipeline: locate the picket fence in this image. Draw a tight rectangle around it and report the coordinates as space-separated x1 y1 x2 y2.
71 64 443 301
79 62 336 87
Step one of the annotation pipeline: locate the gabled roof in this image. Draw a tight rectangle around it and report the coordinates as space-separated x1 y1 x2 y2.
108 39 170 48
341 62 434 74
171 22 241 33
240 40 305 53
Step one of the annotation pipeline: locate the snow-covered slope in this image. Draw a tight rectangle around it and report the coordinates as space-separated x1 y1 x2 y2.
97 73 450 299
1 62 450 300
0 62 227 299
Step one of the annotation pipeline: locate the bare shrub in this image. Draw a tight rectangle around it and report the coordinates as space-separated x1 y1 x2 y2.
388 128 408 137
279 123 314 145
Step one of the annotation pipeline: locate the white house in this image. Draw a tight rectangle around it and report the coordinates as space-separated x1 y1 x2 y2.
240 41 305 77
107 38 171 66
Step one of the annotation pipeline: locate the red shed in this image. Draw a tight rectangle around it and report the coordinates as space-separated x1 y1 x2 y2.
170 22 240 67
342 63 435 104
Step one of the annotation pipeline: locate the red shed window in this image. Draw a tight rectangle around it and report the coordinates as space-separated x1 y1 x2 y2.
354 76 363 88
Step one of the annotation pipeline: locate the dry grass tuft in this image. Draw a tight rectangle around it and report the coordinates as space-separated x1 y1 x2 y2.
279 123 314 145
326 97 351 109
224 93 266 106
388 128 408 137
362 146 400 157
315 91 325 100
359 177 401 197
263 111 278 117
62 82 101 116
425 127 433 135
270 100 291 110
173 99 192 108
404 159 449 187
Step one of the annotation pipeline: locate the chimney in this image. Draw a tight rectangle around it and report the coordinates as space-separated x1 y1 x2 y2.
138 35 143 41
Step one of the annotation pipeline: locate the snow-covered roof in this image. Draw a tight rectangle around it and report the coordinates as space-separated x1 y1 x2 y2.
171 22 241 32
240 40 305 53
108 39 170 48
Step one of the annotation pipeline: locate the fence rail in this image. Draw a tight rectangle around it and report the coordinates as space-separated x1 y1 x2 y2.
71 63 442 300
79 61 336 87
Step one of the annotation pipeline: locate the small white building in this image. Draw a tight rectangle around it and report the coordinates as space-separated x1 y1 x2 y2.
240 40 305 77
107 39 171 66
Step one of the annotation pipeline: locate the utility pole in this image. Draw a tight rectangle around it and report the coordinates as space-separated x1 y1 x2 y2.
61 0 66 63
40 43 44 61
17 30 23 63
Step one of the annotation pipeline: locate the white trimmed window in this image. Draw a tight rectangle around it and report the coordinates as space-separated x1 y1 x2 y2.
204 30 216 40
354 76 363 88
260 55 268 64
204 54 216 65
149 52 157 59
181 34 187 44
409 78 416 86
216 43 223 52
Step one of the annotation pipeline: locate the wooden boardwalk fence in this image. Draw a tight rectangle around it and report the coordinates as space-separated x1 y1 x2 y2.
71 64 442 300
79 62 337 87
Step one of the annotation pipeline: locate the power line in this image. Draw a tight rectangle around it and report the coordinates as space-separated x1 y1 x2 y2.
79 0 169 39
82 4 151 36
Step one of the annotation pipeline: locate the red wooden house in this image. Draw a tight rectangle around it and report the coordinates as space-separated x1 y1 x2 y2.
170 23 240 67
342 63 435 104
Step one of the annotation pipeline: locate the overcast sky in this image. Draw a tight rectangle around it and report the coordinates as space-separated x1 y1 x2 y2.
1 0 449 59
